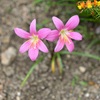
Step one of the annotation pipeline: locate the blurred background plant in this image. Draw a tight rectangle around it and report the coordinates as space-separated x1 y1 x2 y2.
77 0 100 22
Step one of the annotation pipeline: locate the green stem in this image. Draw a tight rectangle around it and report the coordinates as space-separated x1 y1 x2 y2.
21 57 43 87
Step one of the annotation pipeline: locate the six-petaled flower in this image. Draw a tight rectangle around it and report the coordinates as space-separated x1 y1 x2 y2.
14 19 51 61
48 15 82 52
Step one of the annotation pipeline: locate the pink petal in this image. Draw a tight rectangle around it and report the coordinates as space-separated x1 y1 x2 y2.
37 40 48 53
46 30 59 42
54 39 64 52
38 28 51 39
14 28 30 39
52 16 64 30
28 48 39 61
65 39 74 52
68 32 82 40
30 19 36 35
19 40 31 53
65 15 79 30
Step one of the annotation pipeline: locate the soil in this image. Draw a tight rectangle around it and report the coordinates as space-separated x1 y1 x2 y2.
0 0 100 100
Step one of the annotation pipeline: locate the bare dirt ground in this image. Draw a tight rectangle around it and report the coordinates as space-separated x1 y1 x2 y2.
0 0 100 100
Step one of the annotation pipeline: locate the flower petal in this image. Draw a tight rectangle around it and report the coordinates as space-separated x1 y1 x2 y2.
54 38 64 52
14 28 30 39
38 28 51 39
37 40 48 53
46 30 59 42
28 48 39 61
68 32 82 40
65 15 79 30
30 19 36 35
52 16 64 30
65 39 74 52
19 40 31 53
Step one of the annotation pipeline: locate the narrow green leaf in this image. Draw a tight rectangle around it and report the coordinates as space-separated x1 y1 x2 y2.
71 76 79 87
71 78 76 87
21 57 43 87
79 81 88 86
87 39 100 49
71 75 79 87
51 55 56 73
56 53 63 74
59 51 100 60
33 0 43 5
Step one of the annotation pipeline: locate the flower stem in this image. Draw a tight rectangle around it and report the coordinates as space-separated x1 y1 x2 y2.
21 57 43 87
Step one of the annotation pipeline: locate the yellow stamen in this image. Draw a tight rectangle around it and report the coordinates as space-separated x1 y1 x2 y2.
30 35 39 48
60 29 71 44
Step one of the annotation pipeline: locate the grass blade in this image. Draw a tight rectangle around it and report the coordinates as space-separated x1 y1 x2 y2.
21 57 43 87
59 51 100 60
87 39 100 49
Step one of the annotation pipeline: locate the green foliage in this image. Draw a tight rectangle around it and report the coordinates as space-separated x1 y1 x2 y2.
21 57 43 87
33 0 78 6
77 0 100 22
76 25 94 40
56 53 63 74
51 52 64 73
79 7 100 22
71 75 88 87
36 19 50 29
71 75 79 87
51 54 56 73
79 81 88 86
94 7 100 20
60 51 100 61
33 0 43 5
87 39 100 49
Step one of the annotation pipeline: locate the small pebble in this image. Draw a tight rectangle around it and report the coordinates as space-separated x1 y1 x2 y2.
66 54 71 58
17 92 21 96
79 66 86 73
16 96 20 100
0 95 3 100
85 93 90 97
1 47 17 65
41 86 45 90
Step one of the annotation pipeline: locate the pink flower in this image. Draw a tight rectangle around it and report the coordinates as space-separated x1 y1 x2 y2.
14 19 51 61
47 15 82 52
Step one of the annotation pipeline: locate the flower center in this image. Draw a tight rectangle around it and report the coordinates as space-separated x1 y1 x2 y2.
59 29 71 44
60 29 67 38
30 35 39 48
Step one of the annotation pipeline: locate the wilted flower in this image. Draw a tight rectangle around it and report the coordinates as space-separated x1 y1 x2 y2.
14 19 51 61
